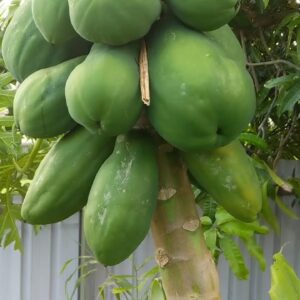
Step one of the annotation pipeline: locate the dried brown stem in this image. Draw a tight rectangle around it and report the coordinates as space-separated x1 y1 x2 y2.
139 40 150 106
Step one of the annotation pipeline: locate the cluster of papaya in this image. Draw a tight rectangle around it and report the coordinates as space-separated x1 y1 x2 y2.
3 0 262 266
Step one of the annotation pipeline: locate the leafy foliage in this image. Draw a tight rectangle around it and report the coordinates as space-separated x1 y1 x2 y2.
61 255 161 300
235 0 300 164
269 251 300 299
198 195 269 280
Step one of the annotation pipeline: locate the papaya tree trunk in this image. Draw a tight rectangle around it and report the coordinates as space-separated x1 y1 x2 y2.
151 143 220 300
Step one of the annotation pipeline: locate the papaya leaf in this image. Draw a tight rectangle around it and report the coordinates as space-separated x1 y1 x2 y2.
255 0 267 13
219 221 253 240
242 237 266 271
269 252 300 300
219 234 249 280
215 207 236 226
239 132 269 151
274 190 299 220
261 181 280 233
0 115 14 127
204 227 218 256
201 196 217 221
0 72 14 87
148 279 166 300
220 217 269 239
137 266 159 295
258 159 293 192
0 200 22 251
135 255 155 272
276 80 300 115
264 74 298 89
200 216 213 226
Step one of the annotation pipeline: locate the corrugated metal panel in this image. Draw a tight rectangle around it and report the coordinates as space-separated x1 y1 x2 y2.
0 213 80 300
81 160 300 300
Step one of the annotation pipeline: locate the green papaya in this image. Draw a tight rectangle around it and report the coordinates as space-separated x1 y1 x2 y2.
205 25 246 67
2 0 90 82
182 140 262 222
32 0 77 44
147 18 256 152
65 42 142 136
14 56 85 138
84 131 159 266
21 127 115 224
68 0 161 45
166 0 239 31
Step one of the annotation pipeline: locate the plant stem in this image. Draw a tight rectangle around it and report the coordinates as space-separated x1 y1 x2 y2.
151 144 220 300
21 138 43 173
247 60 300 71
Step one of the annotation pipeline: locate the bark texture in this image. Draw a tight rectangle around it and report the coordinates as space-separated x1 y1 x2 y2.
151 144 221 300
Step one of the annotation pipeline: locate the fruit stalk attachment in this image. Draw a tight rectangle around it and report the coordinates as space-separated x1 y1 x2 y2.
139 40 150 106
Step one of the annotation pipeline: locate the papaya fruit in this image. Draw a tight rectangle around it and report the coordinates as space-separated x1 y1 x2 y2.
84 131 159 266
14 56 85 138
166 0 239 31
2 0 90 82
147 18 256 152
65 42 142 136
68 0 161 45
182 140 262 222
32 0 77 44
21 127 115 224
205 25 246 67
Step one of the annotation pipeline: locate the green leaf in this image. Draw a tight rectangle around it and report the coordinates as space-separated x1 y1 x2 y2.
277 80 300 115
269 252 300 300
255 0 268 13
257 159 293 192
219 235 249 280
0 116 14 127
219 221 253 240
264 74 298 89
200 216 212 226
239 132 269 151
274 190 299 220
215 207 236 226
204 227 218 255
261 181 280 233
202 196 217 221
0 72 14 87
148 279 166 300
0 201 22 251
243 237 266 271
139 265 159 281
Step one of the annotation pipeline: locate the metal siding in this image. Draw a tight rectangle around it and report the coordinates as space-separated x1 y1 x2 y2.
0 214 80 300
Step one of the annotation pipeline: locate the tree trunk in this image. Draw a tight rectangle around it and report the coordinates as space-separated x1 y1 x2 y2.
151 143 220 300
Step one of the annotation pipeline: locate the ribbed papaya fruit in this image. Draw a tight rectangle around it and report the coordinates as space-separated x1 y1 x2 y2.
182 140 262 222
84 131 159 266
21 127 115 224
68 0 161 45
14 56 85 138
2 0 90 82
166 0 239 31
205 25 246 67
65 42 142 136
147 18 256 152
32 0 77 44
